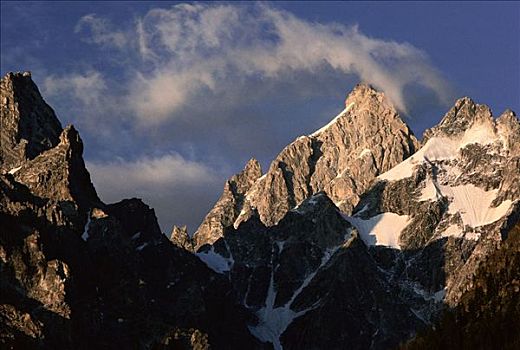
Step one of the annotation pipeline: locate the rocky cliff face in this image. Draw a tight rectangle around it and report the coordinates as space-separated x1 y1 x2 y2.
0 72 63 171
192 84 519 349
356 96 520 307
194 84 419 249
0 72 263 350
193 158 262 249
197 193 426 349
170 225 194 252
1 71 518 350
401 221 520 350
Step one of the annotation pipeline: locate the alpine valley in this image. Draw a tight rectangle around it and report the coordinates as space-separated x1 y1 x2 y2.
1 71 519 350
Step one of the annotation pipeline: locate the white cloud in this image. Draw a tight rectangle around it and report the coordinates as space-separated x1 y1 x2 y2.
74 3 451 123
64 3 456 231
86 153 224 233
43 71 107 107
87 153 218 190
41 70 117 133
75 14 128 48
70 3 453 125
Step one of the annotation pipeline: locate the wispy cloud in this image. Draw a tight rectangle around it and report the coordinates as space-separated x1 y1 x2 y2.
43 71 107 107
75 3 452 124
86 153 224 233
49 3 455 232
40 70 119 135
87 153 218 189
75 13 128 49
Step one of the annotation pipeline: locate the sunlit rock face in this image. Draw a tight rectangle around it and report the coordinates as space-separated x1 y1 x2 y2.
194 83 419 249
1 72 62 171
193 158 262 249
1 71 519 350
193 83 519 349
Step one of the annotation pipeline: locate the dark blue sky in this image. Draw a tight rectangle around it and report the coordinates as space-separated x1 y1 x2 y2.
2 1 519 233
282 2 520 113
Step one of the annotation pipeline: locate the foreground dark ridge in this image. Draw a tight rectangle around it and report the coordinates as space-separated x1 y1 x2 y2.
1 72 264 349
1 71 519 350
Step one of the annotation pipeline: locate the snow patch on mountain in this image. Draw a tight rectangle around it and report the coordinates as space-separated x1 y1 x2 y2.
234 208 249 229
249 246 339 350
443 185 512 227
440 224 463 238
378 137 458 181
197 245 234 273
379 122 499 182
418 179 443 202
8 165 22 175
344 213 410 249
458 121 498 149
81 211 92 241
420 182 513 228
310 102 355 136
136 242 149 251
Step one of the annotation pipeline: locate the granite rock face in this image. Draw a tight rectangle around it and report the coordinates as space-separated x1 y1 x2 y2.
1 72 100 233
1 71 519 350
194 87 519 349
198 193 426 349
170 225 194 252
0 72 263 350
358 96 520 307
194 158 262 249
194 84 419 248
401 221 520 350
0 72 62 171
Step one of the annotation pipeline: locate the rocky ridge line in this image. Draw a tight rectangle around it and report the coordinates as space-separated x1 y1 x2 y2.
0 72 264 350
194 83 419 249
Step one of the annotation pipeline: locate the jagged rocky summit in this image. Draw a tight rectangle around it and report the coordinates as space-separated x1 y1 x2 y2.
193 84 419 249
1 71 519 350
0 72 264 350
191 83 520 349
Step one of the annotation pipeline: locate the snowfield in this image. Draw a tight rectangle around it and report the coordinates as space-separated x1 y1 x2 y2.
378 121 499 182
344 212 410 249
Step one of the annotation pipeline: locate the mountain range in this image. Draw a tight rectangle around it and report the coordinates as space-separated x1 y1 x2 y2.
1 71 519 349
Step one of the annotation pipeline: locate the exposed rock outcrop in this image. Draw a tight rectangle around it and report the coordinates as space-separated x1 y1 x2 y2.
194 158 262 249
170 225 194 252
0 72 263 350
0 72 62 171
197 193 426 349
357 96 520 306
2 71 519 350
194 89 519 349
401 222 520 350
194 84 419 248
